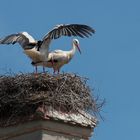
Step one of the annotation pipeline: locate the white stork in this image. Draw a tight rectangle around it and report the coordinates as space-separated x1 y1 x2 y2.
32 39 81 74
0 24 95 74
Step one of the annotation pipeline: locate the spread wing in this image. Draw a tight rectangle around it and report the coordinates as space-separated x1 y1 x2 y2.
0 32 36 49
38 24 95 51
43 24 95 40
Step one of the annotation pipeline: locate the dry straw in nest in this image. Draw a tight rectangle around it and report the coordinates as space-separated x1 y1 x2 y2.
0 73 104 126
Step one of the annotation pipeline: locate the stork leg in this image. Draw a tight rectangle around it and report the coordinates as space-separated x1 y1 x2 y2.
57 69 60 74
42 62 45 74
35 66 38 77
35 66 37 74
51 59 56 75
53 69 56 75
42 66 45 74
51 59 54 67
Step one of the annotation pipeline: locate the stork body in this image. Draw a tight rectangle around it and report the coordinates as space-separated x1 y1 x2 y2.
0 24 95 74
32 39 80 74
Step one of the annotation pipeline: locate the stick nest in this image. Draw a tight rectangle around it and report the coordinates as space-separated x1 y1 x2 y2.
0 73 104 127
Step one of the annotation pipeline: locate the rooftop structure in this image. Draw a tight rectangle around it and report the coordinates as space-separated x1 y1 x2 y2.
0 73 103 140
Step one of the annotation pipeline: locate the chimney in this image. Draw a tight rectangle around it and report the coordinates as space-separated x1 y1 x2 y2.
0 73 101 140
0 109 97 140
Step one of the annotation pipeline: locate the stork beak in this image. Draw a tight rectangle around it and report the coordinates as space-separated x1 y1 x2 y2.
76 44 81 54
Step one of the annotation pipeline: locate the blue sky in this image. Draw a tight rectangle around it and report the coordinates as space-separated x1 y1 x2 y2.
0 0 140 139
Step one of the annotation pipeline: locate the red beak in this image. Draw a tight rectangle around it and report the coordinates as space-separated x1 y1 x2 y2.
76 44 81 54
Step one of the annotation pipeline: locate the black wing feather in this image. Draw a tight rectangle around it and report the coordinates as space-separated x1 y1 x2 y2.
43 24 95 40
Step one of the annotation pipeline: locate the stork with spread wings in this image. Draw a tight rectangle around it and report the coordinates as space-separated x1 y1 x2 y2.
0 24 95 74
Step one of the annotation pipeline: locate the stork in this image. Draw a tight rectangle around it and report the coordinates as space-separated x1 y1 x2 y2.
32 39 81 74
0 24 95 74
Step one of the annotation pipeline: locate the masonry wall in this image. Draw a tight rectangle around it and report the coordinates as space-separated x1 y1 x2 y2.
0 120 93 140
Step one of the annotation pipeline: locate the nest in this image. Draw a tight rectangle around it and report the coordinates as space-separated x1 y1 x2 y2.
0 73 104 127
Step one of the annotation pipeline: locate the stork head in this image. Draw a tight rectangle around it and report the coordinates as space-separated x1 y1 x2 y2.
73 39 81 54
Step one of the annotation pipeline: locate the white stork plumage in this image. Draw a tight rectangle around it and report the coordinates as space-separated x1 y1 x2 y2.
32 39 81 74
0 24 95 74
